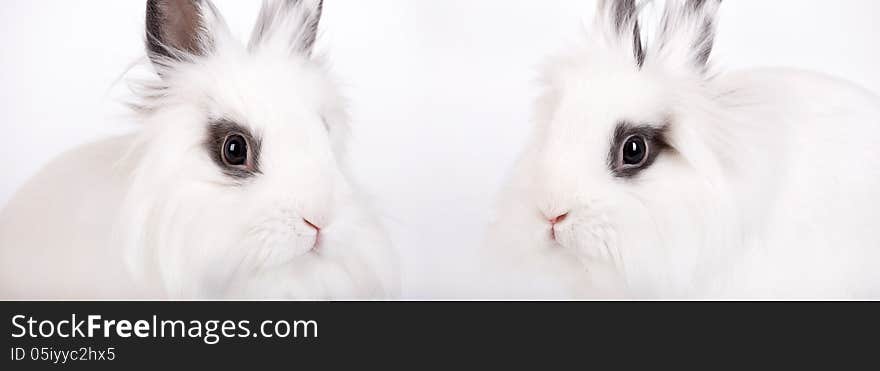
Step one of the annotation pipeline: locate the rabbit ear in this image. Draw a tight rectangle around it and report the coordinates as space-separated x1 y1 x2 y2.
145 0 226 65
653 0 722 73
595 0 645 68
248 0 324 57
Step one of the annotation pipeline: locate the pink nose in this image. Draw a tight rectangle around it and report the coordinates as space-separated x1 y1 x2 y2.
549 212 568 226
547 212 568 242
304 218 323 252
303 218 321 232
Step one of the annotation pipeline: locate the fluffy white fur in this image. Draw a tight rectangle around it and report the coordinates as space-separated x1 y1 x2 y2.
485 0 880 299
0 0 399 299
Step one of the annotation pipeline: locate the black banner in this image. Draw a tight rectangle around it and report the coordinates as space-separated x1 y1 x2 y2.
2 301 877 369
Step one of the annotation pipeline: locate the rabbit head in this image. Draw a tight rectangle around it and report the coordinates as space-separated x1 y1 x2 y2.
488 0 760 297
118 0 398 299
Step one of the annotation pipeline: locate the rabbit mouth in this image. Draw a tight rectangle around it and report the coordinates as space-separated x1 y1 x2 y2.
308 234 322 254
548 223 574 249
548 233 566 249
548 228 557 245
550 224 621 267
303 218 323 254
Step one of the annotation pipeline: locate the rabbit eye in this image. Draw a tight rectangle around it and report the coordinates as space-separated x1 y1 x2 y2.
621 135 648 166
608 123 668 178
222 134 249 167
206 120 261 179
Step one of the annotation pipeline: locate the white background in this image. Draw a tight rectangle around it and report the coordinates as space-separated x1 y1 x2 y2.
1 1 878 298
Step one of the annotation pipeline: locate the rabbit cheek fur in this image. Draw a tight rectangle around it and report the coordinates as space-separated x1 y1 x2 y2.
119 0 397 299
487 0 880 298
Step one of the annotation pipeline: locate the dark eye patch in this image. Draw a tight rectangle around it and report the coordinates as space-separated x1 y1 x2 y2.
205 119 262 180
607 122 669 178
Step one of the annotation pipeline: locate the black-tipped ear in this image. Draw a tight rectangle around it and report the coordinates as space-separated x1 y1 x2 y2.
249 0 324 56
687 0 721 67
602 0 637 34
597 0 645 68
145 0 216 63
655 0 722 71
297 0 323 55
631 14 645 68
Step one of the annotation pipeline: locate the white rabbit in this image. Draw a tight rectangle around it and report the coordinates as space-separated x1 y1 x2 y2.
0 0 399 299
485 0 880 299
